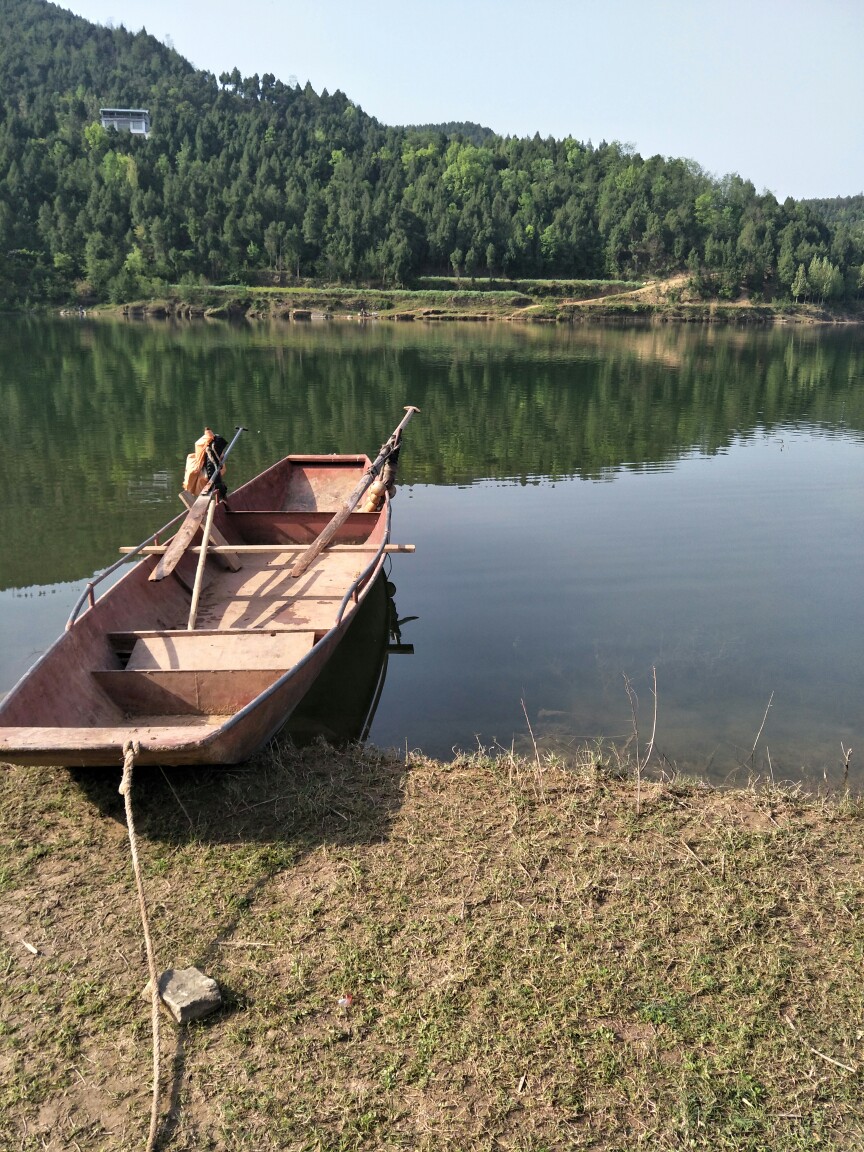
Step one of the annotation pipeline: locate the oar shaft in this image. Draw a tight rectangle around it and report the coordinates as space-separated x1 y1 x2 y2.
186 497 217 630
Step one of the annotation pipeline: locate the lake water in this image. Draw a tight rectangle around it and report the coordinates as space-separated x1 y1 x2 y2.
2 315 863 786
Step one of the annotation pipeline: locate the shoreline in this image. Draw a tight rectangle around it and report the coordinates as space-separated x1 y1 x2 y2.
57 277 864 327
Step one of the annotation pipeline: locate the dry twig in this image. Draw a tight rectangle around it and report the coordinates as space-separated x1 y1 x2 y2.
749 691 774 770
623 667 657 814
521 698 545 800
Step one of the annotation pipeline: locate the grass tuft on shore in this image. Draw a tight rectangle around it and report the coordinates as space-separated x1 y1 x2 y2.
2 741 863 1149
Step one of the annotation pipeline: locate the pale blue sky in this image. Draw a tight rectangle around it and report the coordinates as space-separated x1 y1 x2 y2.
62 0 864 201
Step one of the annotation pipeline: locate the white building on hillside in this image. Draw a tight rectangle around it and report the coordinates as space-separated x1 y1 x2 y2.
100 108 150 137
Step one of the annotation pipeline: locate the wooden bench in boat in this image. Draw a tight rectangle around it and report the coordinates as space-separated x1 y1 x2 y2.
123 630 313 670
94 629 315 717
121 543 411 556
225 510 380 546
107 627 325 655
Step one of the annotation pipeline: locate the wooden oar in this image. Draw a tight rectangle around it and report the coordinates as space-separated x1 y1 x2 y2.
150 425 246 582
186 496 217 629
290 406 419 579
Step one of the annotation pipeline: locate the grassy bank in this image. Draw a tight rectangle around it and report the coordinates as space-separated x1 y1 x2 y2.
95 275 864 326
2 742 863 1150
107 277 643 324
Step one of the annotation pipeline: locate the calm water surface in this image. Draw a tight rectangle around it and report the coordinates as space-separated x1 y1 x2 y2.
2 316 863 785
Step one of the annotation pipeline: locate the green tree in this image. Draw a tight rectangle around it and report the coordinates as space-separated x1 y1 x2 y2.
777 238 796 291
791 263 808 302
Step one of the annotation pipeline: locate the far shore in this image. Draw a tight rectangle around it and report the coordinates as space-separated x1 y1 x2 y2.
60 274 864 327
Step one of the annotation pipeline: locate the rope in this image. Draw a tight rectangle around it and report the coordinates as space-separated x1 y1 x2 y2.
120 740 162 1151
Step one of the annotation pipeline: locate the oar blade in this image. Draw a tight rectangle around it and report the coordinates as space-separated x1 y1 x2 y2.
149 493 212 580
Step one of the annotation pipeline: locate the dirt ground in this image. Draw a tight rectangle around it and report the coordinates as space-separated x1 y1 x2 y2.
2 743 864 1150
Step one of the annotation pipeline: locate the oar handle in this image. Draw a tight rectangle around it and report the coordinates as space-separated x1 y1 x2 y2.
367 406 420 477
390 405 420 445
202 425 246 496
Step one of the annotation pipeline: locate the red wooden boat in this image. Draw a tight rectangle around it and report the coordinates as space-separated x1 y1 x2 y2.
0 413 416 767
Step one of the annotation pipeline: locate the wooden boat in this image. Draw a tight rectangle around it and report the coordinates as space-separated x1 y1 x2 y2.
0 413 417 768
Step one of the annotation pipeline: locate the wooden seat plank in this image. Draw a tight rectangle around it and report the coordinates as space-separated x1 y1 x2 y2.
121 544 392 555
93 669 282 716
229 510 379 546
126 630 315 671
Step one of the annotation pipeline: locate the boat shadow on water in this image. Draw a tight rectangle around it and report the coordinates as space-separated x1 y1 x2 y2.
68 571 416 847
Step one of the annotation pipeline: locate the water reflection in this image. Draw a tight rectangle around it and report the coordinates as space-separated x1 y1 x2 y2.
2 318 863 590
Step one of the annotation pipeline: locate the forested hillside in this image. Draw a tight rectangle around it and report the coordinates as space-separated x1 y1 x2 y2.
803 195 864 233
1 0 862 308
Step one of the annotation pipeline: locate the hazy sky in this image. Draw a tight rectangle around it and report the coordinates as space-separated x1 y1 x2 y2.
62 0 864 201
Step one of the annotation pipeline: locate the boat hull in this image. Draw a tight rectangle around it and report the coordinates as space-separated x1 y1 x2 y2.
0 454 393 767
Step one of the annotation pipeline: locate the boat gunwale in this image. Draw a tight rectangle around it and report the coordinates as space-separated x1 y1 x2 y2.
66 507 189 630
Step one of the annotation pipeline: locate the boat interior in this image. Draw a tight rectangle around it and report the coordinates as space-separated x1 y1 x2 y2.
0 457 388 742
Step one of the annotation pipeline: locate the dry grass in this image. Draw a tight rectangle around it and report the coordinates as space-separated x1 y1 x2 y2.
2 740 864 1150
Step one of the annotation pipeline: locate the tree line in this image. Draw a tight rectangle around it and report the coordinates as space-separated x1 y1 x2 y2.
1 0 863 307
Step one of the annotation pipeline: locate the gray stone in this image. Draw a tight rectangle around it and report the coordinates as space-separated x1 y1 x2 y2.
143 966 222 1023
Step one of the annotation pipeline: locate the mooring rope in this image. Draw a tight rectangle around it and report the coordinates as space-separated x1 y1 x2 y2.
120 739 162 1151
